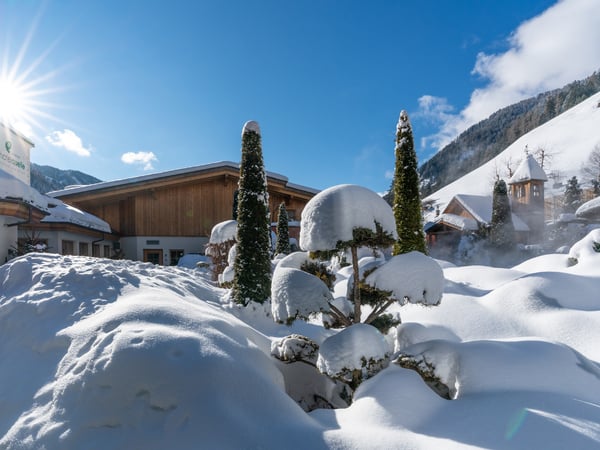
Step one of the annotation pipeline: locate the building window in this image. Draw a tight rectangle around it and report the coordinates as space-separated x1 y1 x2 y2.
79 242 89 256
287 210 296 221
169 249 184 266
533 184 540 197
103 245 111 258
144 249 163 265
62 240 74 255
92 244 100 257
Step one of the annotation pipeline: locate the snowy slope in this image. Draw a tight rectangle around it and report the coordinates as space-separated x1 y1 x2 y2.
424 92 600 218
1 228 600 449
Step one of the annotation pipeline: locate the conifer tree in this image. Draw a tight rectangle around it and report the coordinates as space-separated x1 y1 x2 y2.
392 110 427 255
563 176 583 213
232 121 271 305
275 202 291 255
489 179 515 248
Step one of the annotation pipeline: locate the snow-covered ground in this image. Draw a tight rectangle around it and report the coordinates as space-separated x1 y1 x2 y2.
1 229 600 449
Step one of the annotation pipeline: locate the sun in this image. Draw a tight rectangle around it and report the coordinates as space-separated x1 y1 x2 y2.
0 76 29 124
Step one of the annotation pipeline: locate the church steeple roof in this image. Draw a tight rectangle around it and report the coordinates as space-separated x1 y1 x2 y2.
508 153 548 184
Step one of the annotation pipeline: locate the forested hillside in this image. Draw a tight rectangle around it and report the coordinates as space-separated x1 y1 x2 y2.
418 71 600 198
30 163 102 194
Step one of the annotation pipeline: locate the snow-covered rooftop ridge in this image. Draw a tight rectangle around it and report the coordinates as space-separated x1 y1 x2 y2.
48 161 319 197
449 194 529 231
43 201 112 233
432 213 479 231
424 91 600 213
242 120 261 135
0 169 49 212
508 153 548 184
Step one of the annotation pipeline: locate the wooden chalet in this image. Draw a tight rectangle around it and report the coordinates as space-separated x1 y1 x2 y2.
49 161 318 265
425 194 530 260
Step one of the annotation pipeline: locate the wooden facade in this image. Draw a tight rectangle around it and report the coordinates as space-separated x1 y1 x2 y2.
50 162 317 263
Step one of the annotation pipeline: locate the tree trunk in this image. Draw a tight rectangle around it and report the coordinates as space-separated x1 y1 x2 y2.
351 245 361 323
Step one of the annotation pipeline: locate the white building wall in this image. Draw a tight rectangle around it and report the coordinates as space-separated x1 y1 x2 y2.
0 215 18 263
120 236 209 265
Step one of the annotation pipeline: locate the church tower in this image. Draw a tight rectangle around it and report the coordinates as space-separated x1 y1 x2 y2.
507 152 547 243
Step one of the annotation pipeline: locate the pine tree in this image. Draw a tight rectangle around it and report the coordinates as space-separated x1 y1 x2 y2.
232 121 272 305
392 110 427 255
563 176 583 213
275 202 291 255
489 179 515 248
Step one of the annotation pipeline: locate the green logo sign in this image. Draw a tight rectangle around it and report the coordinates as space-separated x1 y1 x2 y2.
4 141 11 153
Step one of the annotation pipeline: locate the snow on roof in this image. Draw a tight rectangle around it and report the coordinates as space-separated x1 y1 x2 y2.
508 153 548 184
432 213 479 231
299 184 397 251
0 169 49 212
48 161 319 197
445 194 529 231
43 200 112 233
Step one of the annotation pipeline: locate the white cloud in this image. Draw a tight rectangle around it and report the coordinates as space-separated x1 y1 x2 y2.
45 129 92 157
121 151 157 171
422 0 600 152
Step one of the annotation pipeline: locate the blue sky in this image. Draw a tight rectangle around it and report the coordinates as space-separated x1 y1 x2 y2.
1 0 599 193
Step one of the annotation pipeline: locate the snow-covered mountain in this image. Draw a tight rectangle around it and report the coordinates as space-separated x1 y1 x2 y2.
30 163 102 194
424 91 600 219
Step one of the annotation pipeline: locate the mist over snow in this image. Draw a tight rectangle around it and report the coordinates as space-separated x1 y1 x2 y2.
1 227 600 448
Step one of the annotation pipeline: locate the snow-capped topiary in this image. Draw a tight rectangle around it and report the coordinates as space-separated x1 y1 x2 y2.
299 184 397 252
316 323 389 389
365 251 444 306
271 267 332 324
209 220 238 244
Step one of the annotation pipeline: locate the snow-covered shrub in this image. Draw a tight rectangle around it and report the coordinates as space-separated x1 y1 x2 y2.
365 251 444 307
300 184 396 325
205 220 237 282
271 334 319 365
316 323 390 390
394 322 460 353
271 266 332 324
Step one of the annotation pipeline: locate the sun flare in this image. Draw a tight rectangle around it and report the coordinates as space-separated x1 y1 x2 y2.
0 77 28 124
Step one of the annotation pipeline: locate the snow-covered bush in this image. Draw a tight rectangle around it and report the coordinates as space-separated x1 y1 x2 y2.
316 323 390 390
365 251 444 307
271 266 332 324
205 219 237 282
271 334 319 365
300 184 396 325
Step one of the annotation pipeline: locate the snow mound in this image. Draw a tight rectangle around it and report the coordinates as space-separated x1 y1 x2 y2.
394 322 460 352
0 254 324 449
365 251 444 306
299 184 397 251
568 228 600 264
209 220 237 244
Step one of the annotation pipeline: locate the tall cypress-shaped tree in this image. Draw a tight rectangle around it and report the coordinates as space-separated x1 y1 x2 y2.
392 110 427 255
489 179 515 248
232 121 271 305
275 202 291 255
